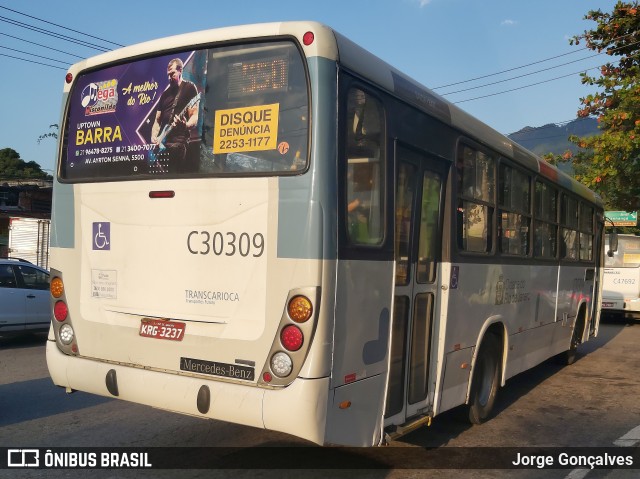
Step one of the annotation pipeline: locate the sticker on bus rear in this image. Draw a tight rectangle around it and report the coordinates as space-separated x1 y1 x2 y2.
213 104 279 154
91 269 117 299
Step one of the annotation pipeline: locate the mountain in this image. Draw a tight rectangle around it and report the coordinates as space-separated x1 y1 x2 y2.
507 117 600 156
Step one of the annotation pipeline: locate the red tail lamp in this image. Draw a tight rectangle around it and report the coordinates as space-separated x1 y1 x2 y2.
280 325 303 351
302 31 314 46
54 301 68 321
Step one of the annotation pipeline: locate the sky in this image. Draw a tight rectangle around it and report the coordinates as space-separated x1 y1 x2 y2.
0 0 619 174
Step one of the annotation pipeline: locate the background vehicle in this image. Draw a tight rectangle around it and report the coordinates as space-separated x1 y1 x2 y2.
0 258 50 334
7 217 51 269
602 234 640 318
47 22 604 446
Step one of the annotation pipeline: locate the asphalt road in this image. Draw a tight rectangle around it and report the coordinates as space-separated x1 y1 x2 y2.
1 317 639 479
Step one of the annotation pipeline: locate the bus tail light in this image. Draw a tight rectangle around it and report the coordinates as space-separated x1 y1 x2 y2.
59 324 75 345
50 271 79 356
287 295 313 323
258 287 320 388
271 352 293 377
281 325 303 351
53 301 68 321
51 277 64 298
302 31 315 46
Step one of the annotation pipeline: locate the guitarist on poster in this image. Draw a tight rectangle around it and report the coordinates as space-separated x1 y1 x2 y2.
150 58 199 173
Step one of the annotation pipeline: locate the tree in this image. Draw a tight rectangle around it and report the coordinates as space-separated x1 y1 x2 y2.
564 1 640 211
0 148 51 180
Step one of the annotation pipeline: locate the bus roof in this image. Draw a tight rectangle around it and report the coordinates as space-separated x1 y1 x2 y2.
330 29 603 209
63 20 602 208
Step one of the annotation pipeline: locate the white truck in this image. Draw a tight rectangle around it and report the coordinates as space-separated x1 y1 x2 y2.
5 216 51 269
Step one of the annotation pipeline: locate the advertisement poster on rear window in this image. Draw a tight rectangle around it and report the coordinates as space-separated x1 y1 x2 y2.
63 41 309 181
65 50 206 179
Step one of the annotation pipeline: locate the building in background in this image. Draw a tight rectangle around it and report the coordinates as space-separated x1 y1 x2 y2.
0 180 52 268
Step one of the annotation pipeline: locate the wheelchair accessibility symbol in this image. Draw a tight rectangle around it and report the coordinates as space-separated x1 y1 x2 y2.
93 222 111 250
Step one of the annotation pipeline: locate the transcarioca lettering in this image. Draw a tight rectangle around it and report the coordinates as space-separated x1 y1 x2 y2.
184 290 240 301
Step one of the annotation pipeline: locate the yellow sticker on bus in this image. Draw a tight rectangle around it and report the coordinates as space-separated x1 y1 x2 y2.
623 253 640 264
213 104 279 154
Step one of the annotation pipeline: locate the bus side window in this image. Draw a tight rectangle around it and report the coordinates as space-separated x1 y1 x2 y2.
498 163 531 256
345 89 385 245
456 145 495 253
560 195 579 260
533 181 558 259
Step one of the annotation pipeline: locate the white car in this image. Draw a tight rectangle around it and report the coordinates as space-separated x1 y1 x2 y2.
0 258 50 334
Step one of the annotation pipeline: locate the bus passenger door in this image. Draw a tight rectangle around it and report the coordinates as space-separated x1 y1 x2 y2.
385 144 447 428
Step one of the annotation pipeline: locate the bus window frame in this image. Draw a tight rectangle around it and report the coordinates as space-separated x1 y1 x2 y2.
532 178 560 261
497 159 532 258
454 139 497 258
559 193 597 265
57 36 312 183
337 75 393 261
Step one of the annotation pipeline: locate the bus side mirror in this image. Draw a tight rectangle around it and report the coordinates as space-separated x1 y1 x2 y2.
607 231 618 257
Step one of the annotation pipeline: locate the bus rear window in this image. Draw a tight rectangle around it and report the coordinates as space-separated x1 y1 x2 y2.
61 41 308 181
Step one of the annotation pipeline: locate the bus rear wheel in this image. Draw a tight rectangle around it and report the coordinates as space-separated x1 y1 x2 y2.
564 320 582 365
468 334 501 425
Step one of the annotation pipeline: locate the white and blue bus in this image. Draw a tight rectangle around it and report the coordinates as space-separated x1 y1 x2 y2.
47 22 605 446
602 234 640 317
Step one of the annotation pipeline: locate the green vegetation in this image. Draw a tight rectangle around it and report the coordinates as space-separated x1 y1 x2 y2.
0 148 51 180
552 1 640 212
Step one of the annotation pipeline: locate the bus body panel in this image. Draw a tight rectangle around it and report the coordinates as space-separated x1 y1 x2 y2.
49 171 331 387
51 178 75 249
436 261 593 416
325 259 394 444
602 236 640 314
438 346 474 414
325 374 387 446
332 259 394 389
63 177 303 373
602 267 640 312
47 340 330 445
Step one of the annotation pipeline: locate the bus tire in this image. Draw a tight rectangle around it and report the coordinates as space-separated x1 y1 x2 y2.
564 320 582 366
468 334 501 425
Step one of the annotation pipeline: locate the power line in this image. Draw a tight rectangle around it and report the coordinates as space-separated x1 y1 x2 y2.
0 5 632 110
432 30 639 90
440 55 603 96
0 32 84 59
0 15 111 52
454 67 599 104
443 39 640 98
432 48 588 90
0 5 124 48
455 46 640 104
0 45 70 65
0 52 66 70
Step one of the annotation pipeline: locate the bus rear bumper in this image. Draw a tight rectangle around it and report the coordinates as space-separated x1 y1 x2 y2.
602 298 640 313
46 340 329 445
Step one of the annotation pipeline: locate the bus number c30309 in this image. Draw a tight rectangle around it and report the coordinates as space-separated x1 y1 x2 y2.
187 231 265 257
